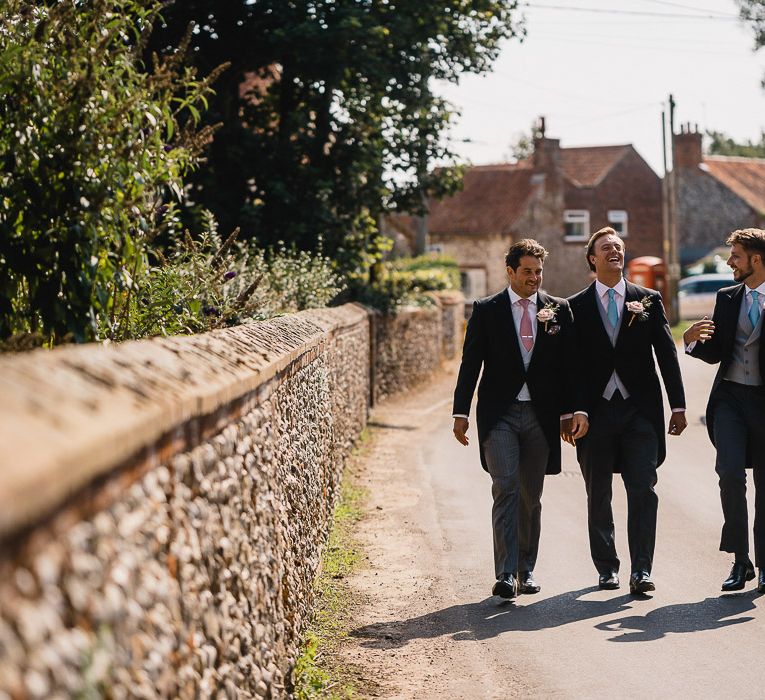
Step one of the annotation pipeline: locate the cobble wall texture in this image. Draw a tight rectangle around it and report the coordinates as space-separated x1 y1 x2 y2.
373 306 444 403
0 305 370 699
0 300 455 699
434 292 465 360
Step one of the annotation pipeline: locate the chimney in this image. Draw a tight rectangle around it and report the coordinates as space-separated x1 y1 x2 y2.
673 122 702 169
532 116 561 173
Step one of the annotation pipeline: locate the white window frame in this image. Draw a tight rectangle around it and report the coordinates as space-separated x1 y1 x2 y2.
563 210 590 241
608 209 629 238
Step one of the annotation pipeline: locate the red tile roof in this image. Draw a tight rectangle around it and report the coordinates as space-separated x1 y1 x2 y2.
560 145 631 187
427 164 537 236
703 156 765 216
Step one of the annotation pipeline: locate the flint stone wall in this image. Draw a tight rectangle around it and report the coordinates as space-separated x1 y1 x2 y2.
434 291 465 361
372 305 443 403
0 297 463 699
0 306 375 699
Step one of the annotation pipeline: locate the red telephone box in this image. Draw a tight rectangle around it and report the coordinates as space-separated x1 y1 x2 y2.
626 256 667 295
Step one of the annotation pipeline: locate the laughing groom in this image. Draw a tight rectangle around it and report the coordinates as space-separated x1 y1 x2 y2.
452 239 588 600
568 227 686 595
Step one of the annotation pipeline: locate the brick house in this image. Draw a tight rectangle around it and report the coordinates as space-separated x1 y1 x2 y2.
414 128 664 300
673 126 765 266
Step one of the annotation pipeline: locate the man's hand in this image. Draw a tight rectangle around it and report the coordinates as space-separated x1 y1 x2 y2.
570 413 589 441
561 414 588 445
683 316 715 345
668 411 687 436
560 417 574 445
453 417 470 446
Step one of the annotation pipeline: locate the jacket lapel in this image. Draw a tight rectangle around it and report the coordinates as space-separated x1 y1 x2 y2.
615 281 641 348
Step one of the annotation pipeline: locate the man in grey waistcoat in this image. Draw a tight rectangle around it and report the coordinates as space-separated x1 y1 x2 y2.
684 228 765 593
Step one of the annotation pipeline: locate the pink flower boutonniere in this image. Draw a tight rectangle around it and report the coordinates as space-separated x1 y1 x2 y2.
537 302 560 334
626 296 653 326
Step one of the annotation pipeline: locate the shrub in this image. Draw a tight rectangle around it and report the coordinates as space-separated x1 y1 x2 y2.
0 0 222 344
351 253 459 313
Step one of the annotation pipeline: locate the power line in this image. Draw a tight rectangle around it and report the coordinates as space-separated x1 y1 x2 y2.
637 0 740 18
523 3 741 20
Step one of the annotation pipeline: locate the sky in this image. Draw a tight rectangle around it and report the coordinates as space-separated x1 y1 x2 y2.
434 0 765 176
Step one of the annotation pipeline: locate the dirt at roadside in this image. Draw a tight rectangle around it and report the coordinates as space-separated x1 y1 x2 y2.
335 363 534 699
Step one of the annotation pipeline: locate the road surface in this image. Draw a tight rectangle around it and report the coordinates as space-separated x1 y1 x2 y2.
342 348 764 699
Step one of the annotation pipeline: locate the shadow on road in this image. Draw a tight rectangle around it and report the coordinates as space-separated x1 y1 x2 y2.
351 588 760 649
595 592 759 642
351 587 633 649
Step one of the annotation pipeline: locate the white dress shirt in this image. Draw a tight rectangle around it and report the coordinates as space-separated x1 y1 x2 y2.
452 287 536 419
508 286 537 401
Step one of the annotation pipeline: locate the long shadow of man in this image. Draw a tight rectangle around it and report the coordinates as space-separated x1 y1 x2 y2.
352 589 759 650
595 593 758 642
351 587 633 649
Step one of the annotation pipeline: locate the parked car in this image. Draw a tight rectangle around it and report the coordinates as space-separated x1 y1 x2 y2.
678 273 735 320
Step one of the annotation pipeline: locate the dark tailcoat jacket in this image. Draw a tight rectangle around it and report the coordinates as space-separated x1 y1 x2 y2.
452 289 579 474
567 280 685 469
689 283 765 469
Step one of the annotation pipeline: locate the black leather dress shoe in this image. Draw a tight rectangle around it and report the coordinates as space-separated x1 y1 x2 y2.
492 573 518 599
598 572 620 590
519 571 541 594
758 569 765 594
629 571 655 594
721 560 755 591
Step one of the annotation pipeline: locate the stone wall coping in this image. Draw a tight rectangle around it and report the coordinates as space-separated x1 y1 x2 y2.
0 303 369 539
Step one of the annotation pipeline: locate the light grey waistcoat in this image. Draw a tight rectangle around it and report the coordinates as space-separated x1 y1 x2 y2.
595 292 630 399
724 295 762 386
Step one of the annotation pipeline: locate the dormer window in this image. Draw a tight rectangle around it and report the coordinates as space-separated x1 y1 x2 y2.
563 210 589 241
608 210 628 237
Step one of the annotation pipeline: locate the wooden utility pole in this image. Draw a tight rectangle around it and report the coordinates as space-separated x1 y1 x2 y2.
665 94 680 325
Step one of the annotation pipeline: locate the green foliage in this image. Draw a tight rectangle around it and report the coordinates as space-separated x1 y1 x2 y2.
293 474 365 699
737 1 765 85
110 220 343 340
706 129 765 158
0 0 221 343
351 253 459 312
146 1 525 273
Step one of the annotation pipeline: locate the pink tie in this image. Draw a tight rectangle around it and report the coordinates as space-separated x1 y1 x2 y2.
519 298 534 352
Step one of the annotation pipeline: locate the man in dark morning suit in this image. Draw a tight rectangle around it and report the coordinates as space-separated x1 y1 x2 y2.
684 228 765 594
452 239 588 599
568 227 686 594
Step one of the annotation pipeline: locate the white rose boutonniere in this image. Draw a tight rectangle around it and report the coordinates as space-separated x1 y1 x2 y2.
626 296 653 326
537 302 559 333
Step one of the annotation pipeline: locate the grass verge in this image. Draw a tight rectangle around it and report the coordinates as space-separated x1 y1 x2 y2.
292 432 370 699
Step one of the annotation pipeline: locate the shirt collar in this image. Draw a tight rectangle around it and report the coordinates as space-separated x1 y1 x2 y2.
507 286 538 306
746 281 765 297
595 277 626 299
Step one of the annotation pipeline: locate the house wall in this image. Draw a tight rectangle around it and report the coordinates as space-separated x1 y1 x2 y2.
565 149 664 266
429 232 511 299
676 168 760 266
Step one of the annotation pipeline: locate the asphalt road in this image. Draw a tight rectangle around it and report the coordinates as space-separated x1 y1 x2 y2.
346 348 765 699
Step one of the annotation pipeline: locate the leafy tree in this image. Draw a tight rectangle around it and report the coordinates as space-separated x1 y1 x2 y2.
145 1 524 273
0 0 219 343
706 130 765 158
738 0 765 85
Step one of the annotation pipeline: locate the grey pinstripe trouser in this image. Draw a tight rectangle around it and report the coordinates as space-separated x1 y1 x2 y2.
482 401 549 578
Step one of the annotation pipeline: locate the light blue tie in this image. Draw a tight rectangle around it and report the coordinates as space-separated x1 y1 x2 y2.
749 290 761 328
607 288 619 328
